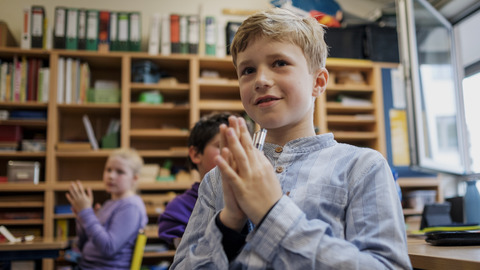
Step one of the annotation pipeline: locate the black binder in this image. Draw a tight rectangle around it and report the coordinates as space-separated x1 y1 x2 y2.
54 6 67 49
30 6 45 48
77 9 87 50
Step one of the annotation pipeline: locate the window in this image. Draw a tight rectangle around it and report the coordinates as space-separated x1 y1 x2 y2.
397 0 480 176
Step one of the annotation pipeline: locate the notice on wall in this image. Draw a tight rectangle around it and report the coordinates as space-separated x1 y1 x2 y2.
390 68 406 109
390 109 410 166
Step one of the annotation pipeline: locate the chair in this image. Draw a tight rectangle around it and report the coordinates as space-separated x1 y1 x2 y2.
130 229 147 270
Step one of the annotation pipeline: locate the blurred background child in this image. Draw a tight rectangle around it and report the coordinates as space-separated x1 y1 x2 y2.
66 148 148 269
157 112 252 248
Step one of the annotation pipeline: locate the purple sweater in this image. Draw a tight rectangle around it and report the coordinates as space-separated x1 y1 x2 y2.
76 195 147 270
158 182 199 245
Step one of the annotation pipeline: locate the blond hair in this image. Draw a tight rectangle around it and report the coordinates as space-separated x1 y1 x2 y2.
230 8 328 73
108 148 144 176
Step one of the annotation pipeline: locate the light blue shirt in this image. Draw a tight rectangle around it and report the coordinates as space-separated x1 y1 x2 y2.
171 133 412 269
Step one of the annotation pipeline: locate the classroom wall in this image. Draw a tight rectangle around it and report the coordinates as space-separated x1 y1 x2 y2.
455 9 480 67
0 0 271 49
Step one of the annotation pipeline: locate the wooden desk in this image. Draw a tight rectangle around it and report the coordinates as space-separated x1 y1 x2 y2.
408 237 480 270
0 238 69 269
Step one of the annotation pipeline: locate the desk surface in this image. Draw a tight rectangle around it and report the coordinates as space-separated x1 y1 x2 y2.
408 237 480 270
0 237 69 252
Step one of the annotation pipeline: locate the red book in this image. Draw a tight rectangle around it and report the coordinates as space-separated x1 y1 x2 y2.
170 14 180 53
98 11 110 52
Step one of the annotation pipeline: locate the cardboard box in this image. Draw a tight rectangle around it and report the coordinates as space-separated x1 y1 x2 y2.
7 161 40 184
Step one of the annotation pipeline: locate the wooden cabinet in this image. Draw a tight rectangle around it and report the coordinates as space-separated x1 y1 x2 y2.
0 48 395 268
315 58 386 156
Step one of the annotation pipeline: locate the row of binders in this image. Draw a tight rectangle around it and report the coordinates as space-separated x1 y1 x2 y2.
20 5 242 56
53 7 141 52
0 57 50 103
148 13 241 57
21 5 141 52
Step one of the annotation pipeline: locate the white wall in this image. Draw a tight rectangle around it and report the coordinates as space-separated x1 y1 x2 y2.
0 0 271 49
455 9 480 67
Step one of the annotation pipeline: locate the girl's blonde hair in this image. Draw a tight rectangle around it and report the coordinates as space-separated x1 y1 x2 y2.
108 148 144 176
230 8 328 73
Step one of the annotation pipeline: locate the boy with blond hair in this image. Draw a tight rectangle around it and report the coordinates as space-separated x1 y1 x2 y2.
171 8 411 269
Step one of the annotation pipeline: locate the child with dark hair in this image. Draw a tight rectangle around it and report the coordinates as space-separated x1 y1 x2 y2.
158 112 249 248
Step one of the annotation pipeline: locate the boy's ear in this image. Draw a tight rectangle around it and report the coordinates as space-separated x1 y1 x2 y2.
312 68 329 97
188 145 202 165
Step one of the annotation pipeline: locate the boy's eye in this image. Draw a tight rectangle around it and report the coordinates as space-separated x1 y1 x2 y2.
273 60 287 67
241 67 255 76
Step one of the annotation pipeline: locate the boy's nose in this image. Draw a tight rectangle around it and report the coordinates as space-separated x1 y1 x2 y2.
255 66 273 90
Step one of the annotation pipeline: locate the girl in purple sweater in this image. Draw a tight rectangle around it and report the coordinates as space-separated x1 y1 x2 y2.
66 148 148 269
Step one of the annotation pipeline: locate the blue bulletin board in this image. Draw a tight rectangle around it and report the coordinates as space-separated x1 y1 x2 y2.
381 67 435 178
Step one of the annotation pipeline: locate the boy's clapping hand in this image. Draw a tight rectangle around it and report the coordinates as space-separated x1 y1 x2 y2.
216 116 282 228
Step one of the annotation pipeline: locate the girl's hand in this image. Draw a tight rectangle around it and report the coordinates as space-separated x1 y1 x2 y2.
66 180 94 214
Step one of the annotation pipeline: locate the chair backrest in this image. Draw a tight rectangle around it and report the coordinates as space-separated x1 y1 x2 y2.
130 229 147 270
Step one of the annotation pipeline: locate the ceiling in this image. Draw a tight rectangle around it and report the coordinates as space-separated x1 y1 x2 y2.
337 0 480 24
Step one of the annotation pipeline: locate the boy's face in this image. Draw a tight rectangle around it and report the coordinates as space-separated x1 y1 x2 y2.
236 37 327 134
103 156 137 199
191 133 221 179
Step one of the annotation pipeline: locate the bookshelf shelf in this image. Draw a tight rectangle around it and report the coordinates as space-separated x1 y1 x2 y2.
0 201 44 207
55 150 112 158
326 115 376 124
0 219 44 225
130 82 190 91
57 104 121 111
129 129 189 138
0 101 48 108
0 119 47 126
138 149 188 157
331 131 378 140
0 151 46 157
326 102 375 113
198 100 244 111
0 183 46 191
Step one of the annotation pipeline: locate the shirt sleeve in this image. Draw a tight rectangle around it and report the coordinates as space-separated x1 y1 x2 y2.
77 203 143 257
75 219 87 250
170 169 231 269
